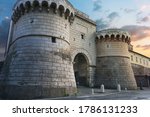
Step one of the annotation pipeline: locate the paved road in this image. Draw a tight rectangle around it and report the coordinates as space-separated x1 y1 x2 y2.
50 87 150 100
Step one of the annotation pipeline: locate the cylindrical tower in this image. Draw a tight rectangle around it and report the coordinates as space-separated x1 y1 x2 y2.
4 0 77 99
95 29 137 90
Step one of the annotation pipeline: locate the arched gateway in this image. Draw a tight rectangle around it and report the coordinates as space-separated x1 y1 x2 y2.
73 53 90 86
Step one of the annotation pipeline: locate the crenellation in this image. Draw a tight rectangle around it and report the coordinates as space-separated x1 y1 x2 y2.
12 0 75 23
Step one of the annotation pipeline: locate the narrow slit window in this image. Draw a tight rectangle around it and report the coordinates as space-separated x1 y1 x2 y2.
81 34 85 39
52 37 56 43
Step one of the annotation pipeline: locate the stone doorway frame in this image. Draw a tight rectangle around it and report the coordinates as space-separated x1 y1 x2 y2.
71 49 93 87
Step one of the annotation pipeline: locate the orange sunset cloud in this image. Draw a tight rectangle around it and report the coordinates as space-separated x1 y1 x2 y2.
131 38 150 57
122 25 150 57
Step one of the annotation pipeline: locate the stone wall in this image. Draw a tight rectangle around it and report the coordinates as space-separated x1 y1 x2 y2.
4 1 77 99
70 16 96 65
70 16 96 87
96 41 129 57
96 56 137 89
5 35 77 99
132 64 150 76
12 11 70 43
132 64 150 87
95 29 138 90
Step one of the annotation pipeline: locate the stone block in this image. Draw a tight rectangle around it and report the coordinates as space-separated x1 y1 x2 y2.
95 56 137 89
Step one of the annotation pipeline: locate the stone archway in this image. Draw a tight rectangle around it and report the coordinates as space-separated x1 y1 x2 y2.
73 53 90 86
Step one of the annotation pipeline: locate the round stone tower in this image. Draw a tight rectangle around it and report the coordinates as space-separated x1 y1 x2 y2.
4 0 77 99
95 29 137 90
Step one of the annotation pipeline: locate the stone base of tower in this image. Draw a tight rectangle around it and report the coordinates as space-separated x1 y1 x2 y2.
95 56 137 90
3 85 77 99
3 37 77 99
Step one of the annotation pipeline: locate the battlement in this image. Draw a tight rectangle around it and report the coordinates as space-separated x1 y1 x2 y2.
12 0 75 23
96 29 131 44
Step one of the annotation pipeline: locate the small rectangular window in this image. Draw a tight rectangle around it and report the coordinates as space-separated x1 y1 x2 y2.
52 37 56 43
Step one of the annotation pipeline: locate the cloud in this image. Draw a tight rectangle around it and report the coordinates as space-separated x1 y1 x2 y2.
140 5 150 11
136 11 143 16
0 17 10 60
122 25 150 56
136 9 150 24
0 17 10 46
123 8 136 13
95 12 120 30
104 9 110 13
93 0 102 11
107 12 119 20
140 16 150 22
0 8 4 15
137 16 150 23
136 44 150 50
136 11 143 21
121 25 150 41
96 18 109 31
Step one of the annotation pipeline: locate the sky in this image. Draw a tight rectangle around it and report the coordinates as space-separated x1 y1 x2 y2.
0 0 150 59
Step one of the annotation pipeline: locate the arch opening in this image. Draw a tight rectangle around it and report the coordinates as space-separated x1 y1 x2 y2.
65 9 70 19
42 1 49 11
73 53 90 86
116 34 120 39
20 3 25 14
59 5 65 16
50 2 57 13
25 1 31 12
33 0 40 11
111 34 115 39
